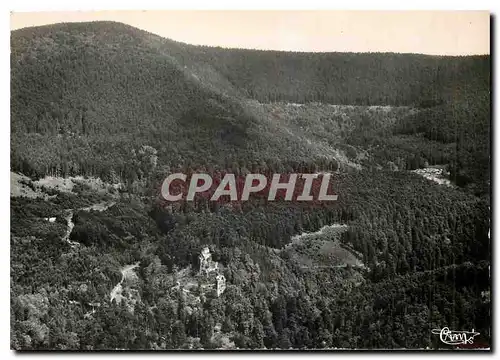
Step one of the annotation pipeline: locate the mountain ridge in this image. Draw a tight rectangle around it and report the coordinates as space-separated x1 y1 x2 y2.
10 20 491 350
10 21 489 188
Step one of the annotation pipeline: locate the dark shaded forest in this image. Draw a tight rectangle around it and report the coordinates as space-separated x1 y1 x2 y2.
10 21 490 191
11 21 490 350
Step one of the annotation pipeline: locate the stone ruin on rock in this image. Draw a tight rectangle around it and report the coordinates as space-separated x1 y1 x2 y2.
198 246 226 297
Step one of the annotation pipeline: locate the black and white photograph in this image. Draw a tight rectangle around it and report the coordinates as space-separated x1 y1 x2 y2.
9 8 491 351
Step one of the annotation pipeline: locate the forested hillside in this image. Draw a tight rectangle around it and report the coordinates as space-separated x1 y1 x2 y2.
11 21 490 190
11 21 490 350
166 40 489 106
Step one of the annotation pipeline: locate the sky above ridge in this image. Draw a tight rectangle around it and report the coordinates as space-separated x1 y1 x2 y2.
10 10 490 55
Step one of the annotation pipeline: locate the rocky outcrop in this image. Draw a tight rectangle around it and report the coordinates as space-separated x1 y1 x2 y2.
198 247 226 297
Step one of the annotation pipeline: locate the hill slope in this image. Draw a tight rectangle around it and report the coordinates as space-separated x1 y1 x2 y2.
11 21 489 185
166 41 490 106
11 22 264 177
10 21 491 350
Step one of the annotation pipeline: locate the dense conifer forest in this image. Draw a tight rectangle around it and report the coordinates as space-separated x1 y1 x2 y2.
11 21 490 350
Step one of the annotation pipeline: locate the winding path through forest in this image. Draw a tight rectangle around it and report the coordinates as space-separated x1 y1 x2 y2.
62 201 116 247
110 262 140 303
